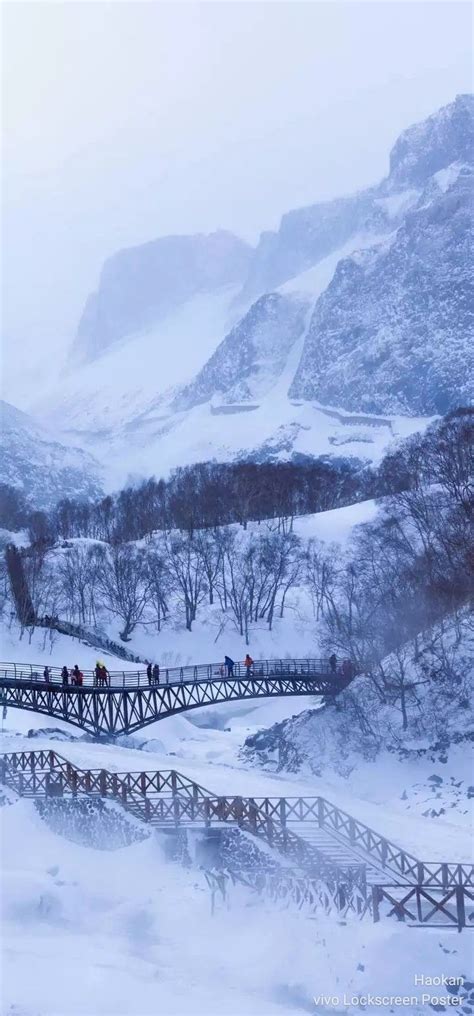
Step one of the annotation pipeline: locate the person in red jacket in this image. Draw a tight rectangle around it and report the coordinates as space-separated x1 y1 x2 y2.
72 665 83 686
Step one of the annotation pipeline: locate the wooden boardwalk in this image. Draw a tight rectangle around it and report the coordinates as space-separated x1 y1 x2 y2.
1 749 473 929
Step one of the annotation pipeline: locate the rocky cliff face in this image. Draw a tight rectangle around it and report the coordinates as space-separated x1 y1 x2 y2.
185 95 473 418
237 190 386 306
387 92 473 189
71 230 253 365
173 293 309 410
290 165 473 414
58 94 473 470
0 401 103 509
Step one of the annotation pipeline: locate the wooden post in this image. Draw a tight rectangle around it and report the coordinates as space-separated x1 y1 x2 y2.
234 796 244 827
69 766 77 795
248 800 258 834
381 838 388 868
372 885 381 923
99 770 107 796
456 886 466 931
317 797 324 827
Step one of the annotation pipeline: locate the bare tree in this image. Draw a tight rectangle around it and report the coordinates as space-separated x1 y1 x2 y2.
164 534 206 631
98 544 149 641
196 529 224 606
59 543 101 625
145 546 171 631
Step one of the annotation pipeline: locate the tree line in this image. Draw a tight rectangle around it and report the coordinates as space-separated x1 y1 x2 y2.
1 411 472 686
1 457 378 546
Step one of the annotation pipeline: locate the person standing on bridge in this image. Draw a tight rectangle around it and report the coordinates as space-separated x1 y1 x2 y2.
99 663 109 686
72 665 83 686
342 659 353 681
61 666 69 687
244 654 254 677
43 666 51 683
329 653 337 675
224 655 234 677
146 662 153 686
152 663 160 685
94 662 101 686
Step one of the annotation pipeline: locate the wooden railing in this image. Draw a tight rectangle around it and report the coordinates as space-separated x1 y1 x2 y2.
1 750 472 890
237 794 474 887
204 869 474 930
0 751 364 887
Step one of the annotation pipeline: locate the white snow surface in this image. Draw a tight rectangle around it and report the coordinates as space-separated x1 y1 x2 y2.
2 798 472 1016
1 498 472 1014
93 398 429 492
374 189 420 219
279 230 388 298
433 161 466 193
33 285 243 436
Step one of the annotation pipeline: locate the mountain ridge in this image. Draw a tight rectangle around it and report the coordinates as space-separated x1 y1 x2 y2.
32 94 473 485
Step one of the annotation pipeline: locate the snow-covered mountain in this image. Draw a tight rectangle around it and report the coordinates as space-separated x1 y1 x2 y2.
70 229 253 365
173 292 309 410
290 163 473 414
31 94 473 485
0 400 103 509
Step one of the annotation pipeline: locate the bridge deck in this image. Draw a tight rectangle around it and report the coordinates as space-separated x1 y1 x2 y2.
0 657 350 689
0 658 352 735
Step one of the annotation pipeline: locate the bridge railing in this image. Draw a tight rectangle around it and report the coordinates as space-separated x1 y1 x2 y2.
0 658 346 690
205 869 474 929
2 751 472 889
0 751 364 886
218 794 474 888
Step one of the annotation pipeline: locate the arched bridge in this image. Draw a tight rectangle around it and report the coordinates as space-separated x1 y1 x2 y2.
0 659 353 737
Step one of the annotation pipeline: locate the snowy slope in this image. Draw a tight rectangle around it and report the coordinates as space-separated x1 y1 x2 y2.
0 400 103 509
71 229 252 365
22 96 474 494
34 285 244 438
92 396 429 491
3 796 472 1016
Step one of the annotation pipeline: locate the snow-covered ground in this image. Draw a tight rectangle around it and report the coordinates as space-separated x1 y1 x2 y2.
86 394 429 493
1 498 472 1015
0 499 377 672
3 796 472 1016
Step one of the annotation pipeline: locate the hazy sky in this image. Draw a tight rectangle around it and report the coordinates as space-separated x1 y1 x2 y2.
2 1 472 407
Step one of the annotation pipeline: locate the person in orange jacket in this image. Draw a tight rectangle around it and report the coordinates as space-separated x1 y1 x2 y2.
244 654 254 676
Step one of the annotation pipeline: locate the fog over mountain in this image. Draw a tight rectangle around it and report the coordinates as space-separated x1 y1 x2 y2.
33 94 472 493
3 2 471 408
